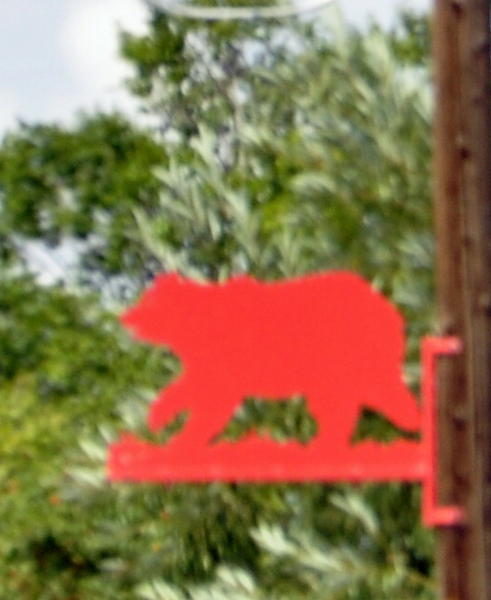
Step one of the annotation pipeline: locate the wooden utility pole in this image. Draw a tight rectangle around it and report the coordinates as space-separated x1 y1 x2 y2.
433 0 491 597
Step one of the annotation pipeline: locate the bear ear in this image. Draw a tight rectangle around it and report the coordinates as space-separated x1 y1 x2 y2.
155 272 183 287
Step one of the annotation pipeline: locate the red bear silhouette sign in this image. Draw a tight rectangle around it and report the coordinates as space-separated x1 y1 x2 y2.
109 271 427 482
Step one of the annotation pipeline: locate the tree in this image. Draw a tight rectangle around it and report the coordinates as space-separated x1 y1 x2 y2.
0 261 177 599
0 113 167 296
0 4 435 599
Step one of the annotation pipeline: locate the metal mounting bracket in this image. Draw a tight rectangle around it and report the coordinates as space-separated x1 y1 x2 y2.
421 336 467 527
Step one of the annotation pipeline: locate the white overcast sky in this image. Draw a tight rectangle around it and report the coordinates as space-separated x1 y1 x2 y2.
0 0 431 139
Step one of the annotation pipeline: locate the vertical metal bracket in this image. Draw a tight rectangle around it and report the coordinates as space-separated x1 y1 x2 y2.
421 336 467 527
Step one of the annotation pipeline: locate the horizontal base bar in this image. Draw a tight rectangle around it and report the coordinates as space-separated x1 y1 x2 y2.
108 434 426 483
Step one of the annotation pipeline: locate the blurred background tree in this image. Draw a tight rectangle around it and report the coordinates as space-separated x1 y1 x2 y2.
0 2 434 598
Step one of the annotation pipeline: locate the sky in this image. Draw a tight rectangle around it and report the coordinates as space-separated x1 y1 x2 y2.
0 0 431 140
1 0 431 283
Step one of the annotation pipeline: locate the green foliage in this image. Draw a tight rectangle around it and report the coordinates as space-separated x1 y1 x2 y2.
136 487 433 600
0 270 173 599
388 12 431 66
248 489 433 600
0 113 167 288
0 4 436 600
120 0 289 144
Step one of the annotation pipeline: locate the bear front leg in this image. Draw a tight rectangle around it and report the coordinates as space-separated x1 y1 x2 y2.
147 377 193 433
149 377 242 449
